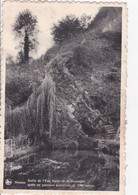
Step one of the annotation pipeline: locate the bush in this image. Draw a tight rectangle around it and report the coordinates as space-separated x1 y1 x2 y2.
6 75 32 108
16 51 25 65
51 15 83 44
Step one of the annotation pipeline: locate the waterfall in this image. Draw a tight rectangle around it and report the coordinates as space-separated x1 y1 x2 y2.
36 73 56 138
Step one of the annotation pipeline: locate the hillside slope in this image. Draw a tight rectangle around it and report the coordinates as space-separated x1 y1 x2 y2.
5 7 121 149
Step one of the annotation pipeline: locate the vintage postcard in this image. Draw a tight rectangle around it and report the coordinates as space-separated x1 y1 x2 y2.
0 1 127 194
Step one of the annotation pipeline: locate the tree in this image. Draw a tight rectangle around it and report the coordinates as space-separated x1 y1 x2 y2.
79 14 92 29
51 15 83 44
13 9 38 61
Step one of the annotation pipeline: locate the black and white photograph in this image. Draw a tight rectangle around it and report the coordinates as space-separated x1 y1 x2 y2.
1 2 127 194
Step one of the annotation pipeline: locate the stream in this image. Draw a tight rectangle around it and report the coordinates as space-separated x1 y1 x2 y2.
4 149 119 191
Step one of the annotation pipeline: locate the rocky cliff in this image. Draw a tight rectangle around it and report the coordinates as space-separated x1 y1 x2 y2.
5 7 121 149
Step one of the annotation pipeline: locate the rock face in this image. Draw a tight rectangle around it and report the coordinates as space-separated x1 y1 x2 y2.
5 7 121 149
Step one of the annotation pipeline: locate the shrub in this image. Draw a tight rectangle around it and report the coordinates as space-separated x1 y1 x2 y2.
51 15 83 44
6 75 32 108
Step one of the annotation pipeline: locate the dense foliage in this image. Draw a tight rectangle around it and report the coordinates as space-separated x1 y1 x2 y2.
51 14 91 44
5 7 121 150
13 9 38 62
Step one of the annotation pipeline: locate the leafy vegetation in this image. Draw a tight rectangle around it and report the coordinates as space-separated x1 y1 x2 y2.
51 14 91 44
13 9 38 62
5 7 121 151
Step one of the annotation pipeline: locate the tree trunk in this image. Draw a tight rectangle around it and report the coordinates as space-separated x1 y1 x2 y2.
24 31 29 61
